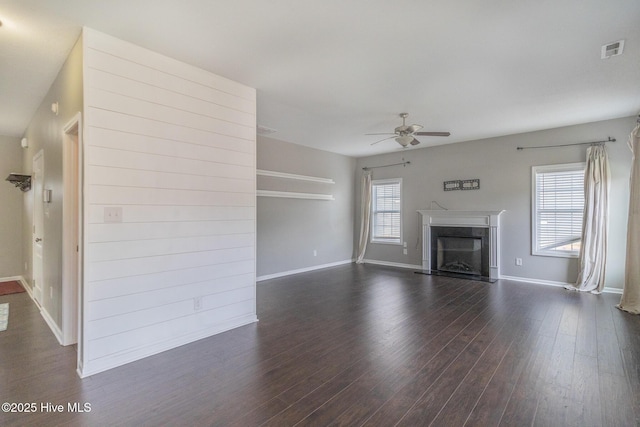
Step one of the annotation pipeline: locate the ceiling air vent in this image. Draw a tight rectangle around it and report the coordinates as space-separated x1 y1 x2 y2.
601 40 624 59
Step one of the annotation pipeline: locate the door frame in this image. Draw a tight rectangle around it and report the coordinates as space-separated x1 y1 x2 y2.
32 149 44 305
62 112 83 351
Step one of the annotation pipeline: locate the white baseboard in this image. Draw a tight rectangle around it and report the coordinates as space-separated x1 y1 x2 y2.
79 314 258 378
0 275 33 299
40 307 64 345
361 259 423 270
18 276 33 299
1 275 26 285
257 259 353 282
500 275 623 295
0 275 66 343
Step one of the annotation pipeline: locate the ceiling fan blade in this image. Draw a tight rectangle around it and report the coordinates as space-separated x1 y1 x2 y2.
415 131 451 137
407 124 423 133
410 138 420 146
365 132 396 136
370 135 396 145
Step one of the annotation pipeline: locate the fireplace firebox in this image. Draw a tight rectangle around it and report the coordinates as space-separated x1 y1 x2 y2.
431 227 489 277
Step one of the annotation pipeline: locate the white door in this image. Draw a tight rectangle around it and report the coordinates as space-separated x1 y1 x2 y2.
32 151 44 304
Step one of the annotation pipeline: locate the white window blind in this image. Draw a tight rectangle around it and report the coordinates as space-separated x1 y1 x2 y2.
371 179 402 244
532 163 585 257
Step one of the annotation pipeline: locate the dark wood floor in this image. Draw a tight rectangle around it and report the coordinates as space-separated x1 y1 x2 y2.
1 264 639 426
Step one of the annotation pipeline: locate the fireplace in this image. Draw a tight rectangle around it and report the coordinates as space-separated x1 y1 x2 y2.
431 226 489 277
418 210 504 281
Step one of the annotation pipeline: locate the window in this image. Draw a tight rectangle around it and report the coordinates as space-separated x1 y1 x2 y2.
371 179 402 244
532 163 585 257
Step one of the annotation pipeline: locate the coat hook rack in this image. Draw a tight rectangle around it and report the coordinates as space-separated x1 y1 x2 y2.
5 173 31 192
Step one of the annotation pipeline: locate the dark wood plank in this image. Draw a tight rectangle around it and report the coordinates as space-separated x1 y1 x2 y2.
595 296 627 381
285 287 491 426
569 353 602 427
599 372 636 427
460 318 542 426
1 265 639 427
254 280 487 426
612 304 640 424
359 302 509 426
429 322 525 426
394 306 524 427
575 294 598 357
498 332 556 425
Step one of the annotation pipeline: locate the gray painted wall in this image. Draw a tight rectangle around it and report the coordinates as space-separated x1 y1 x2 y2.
355 116 635 289
0 136 24 278
257 136 356 277
21 36 83 327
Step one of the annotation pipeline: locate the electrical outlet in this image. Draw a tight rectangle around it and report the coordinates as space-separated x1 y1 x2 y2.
104 207 123 223
24 262 28 271
194 297 203 311
403 249 408 255
313 250 317 257
50 287 53 298
515 257 523 266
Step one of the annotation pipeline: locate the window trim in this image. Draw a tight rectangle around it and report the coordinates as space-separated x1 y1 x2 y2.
371 178 402 245
531 162 585 258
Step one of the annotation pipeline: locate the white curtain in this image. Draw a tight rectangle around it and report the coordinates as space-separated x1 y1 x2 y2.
618 123 640 313
356 171 372 263
568 144 610 294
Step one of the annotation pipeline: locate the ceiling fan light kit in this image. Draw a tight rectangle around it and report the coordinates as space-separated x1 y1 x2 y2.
396 135 414 147
367 113 450 148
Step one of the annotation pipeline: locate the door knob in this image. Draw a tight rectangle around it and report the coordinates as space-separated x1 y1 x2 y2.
35 238 42 242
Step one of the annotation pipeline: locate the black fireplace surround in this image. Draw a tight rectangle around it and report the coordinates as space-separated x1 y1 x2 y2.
430 226 490 278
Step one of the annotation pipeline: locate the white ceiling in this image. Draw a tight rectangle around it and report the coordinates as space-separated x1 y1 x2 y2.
1 0 639 157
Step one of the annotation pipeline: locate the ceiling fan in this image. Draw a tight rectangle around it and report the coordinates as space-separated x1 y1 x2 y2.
367 113 450 148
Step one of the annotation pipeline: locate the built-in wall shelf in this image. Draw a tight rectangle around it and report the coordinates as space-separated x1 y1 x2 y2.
257 169 335 200
5 173 31 192
257 190 335 201
257 169 335 184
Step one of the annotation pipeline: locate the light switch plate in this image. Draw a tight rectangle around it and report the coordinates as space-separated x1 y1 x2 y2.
104 207 123 223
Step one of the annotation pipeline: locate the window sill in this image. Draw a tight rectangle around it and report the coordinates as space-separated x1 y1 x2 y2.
532 250 579 259
371 240 402 246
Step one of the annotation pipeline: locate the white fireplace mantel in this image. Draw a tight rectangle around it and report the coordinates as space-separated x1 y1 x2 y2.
418 210 505 280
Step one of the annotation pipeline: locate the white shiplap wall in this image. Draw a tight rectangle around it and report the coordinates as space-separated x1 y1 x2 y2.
81 28 256 376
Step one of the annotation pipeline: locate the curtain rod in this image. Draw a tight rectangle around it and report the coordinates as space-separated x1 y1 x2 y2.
362 160 410 171
517 137 615 151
